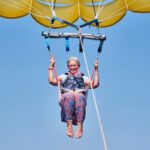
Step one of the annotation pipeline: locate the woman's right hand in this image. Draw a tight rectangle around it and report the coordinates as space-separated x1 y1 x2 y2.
50 56 55 67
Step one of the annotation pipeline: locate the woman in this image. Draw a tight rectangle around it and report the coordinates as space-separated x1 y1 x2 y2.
48 56 99 138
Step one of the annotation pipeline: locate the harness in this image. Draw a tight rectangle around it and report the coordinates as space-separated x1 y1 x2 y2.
61 72 87 94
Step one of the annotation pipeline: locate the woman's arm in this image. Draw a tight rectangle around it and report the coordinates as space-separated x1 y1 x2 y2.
92 59 100 88
87 59 100 89
48 56 61 86
92 69 99 88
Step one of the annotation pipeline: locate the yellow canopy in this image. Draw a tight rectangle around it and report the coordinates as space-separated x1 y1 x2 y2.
0 0 150 28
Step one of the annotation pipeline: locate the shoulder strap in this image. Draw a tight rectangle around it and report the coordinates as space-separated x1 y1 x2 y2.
65 72 68 75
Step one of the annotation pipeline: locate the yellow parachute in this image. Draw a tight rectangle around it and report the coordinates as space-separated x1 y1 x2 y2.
0 0 150 28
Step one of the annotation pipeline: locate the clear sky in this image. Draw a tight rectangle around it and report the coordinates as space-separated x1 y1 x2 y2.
0 10 150 150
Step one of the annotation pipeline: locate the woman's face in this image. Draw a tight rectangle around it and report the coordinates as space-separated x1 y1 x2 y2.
68 60 79 75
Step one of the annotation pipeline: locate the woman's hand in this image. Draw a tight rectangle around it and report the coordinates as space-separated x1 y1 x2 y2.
94 59 99 71
50 56 55 67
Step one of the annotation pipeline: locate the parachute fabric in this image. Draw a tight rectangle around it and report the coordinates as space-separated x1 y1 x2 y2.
0 0 150 28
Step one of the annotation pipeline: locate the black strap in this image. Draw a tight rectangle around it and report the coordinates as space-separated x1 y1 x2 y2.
98 40 104 53
79 38 83 53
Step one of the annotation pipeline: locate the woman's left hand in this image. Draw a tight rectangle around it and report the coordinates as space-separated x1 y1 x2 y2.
94 59 99 70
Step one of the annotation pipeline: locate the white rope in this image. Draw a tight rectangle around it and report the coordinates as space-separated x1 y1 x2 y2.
100 0 150 23
0 0 51 20
0 0 28 12
22 0 47 16
86 0 137 26
46 0 57 17
124 0 129 10
1 0 149 29
97 0 137 23
95 0 104 19
29 0 33 14
95 5 104 19
78 0 81 17
22 0 46 16
79 32 108 150
80 0 148 26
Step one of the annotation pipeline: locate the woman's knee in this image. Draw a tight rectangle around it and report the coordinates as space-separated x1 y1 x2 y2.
60 92 75 106
74 93 86 105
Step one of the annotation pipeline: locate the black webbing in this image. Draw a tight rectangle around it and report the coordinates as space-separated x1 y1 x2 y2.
53 0 56 10
92 0 96 16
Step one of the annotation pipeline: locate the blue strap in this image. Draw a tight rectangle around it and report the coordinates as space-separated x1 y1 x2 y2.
65 37 70 52
51 17 79 30
44 37 51 52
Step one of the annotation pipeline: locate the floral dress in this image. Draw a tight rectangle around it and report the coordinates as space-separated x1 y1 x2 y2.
59 72 89 125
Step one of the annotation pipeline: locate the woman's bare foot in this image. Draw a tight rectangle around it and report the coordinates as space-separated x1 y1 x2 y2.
76 122 83 139
67 120 74 138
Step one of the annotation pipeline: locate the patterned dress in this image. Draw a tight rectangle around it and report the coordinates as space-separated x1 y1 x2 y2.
59 73 89 125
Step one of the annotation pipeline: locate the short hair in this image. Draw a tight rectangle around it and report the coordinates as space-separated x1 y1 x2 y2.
67 57 80 67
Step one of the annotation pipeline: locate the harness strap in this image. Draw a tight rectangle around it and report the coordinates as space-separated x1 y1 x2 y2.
79 38 84 53
98 40 104 53
61 72 88 94
65 37 70 52
44 37 51 52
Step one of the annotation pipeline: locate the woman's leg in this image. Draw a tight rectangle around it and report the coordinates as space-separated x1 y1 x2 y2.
74 93 86 138
60 93 75 138
67 120 74 138
76 122 83 138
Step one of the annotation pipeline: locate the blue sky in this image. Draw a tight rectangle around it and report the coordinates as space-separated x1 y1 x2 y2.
0 11 150 150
